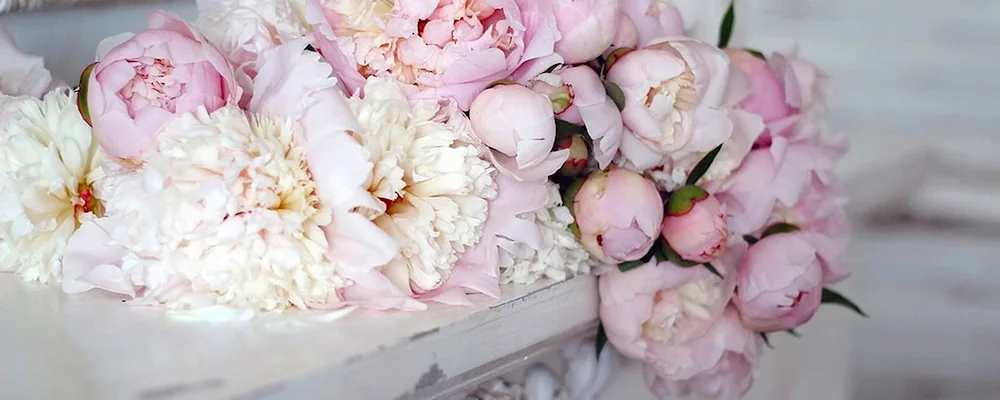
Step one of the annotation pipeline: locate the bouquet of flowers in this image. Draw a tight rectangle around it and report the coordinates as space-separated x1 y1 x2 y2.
0 0 864 398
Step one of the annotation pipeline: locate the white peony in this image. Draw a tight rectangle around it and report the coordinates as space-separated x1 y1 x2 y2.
348 77 495 293
100 106 344 313
0 90 104 283
500 182 593 285
196 0 309 41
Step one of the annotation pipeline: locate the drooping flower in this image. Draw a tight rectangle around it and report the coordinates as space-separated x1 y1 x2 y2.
307 0 562 109
64 106 346 315
0 25 64 98
83 11 241 164
500 181 593 285
347 77 495 295
0 91 104 284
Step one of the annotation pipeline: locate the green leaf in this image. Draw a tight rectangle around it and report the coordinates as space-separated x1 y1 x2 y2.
760 333 773 349
595 324 609 357
703 262 724 279
619 241 662 272
745 48 766 60
761 223 801 238
542 63 563 74
743 235 759 245
821 288 869 318
718 2 735 48
686 144 724 185
786 329 801 338
618 260 645 272
555 119 585 139
604 81 626 111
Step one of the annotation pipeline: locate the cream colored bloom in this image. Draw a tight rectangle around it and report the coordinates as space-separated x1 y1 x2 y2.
0 91 104 283
196 0 309 40
500 182 593 285
102 106 344 313
348 77 495 293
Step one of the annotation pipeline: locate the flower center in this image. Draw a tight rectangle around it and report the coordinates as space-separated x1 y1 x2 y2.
73 183 104 222
122 58 180 116
645 71 696 146
642 277 721 342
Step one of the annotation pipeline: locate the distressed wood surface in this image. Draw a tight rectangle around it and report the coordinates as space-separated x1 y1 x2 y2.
0 276 598 400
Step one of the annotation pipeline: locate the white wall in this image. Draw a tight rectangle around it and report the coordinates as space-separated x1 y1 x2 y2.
0 1 195 85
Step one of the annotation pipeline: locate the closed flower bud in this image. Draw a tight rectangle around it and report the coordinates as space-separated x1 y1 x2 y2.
555 135 589 177
661 185 728 263
573 168 664 264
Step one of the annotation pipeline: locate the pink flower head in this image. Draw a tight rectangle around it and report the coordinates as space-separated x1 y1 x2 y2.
661 187 728 263
83 11 240 164
619 0 697 46
643 306 762 400
769 48 831 121
573 168 663 264
734 231 826 332
307 0 563 110
724 48 794 125
765 177 851 284
598 242 744 362
469 82 568 181
0 24 63 97
606 38 739 166
609 12 639 50
716 121 845 237
551 0 619 64
530 65 624 169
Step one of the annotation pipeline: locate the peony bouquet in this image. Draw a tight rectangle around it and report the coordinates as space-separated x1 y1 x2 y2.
0 0 864 398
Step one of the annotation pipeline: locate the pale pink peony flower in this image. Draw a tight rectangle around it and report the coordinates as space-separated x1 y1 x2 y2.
619 0 698 46
307 0 563 109
661 187 728 263
724 48 794 126
770 48 831 121
716 121 847 237
0 25 64 98
469 83 568 181
606 38 739 168
531 65 625 169
83 11 241 164
573 168 663 264
734 231 825 332
609 12 639 50
643 306 762 400
598 242 744 363
63 106 349 316
551 0 619 64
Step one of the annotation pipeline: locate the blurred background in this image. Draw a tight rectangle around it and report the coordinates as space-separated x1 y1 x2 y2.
3 1 999 399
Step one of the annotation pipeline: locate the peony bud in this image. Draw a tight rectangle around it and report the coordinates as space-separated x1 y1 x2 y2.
552 0 620 64
555 135 589 177
661 185 728 263
733 232 825 332
573 168 664 264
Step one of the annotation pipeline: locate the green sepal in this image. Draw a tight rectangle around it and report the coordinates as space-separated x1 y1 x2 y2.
743 235 759 245
686 144 724 185
666 185 709 216
555 119 586 139
821 288 869 318
718 2 735 48
561 179 585 220
604 81 626 112
761 223 801 238
77 62 98 127
745 48 766 60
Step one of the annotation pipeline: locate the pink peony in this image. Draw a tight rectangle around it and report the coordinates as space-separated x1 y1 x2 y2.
551 0 619 64
0 24 63 97
598 242 744 362
661 186 728 263
469 82 568 181
606 38 738 167
530 65 624 169
643 306 762 400
609 12 638 50
307 0 562 110
724 48 794 125
83 11 240 164
619 0 697 46
734 231 826 332
573 168 663 264
770 48 831 121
